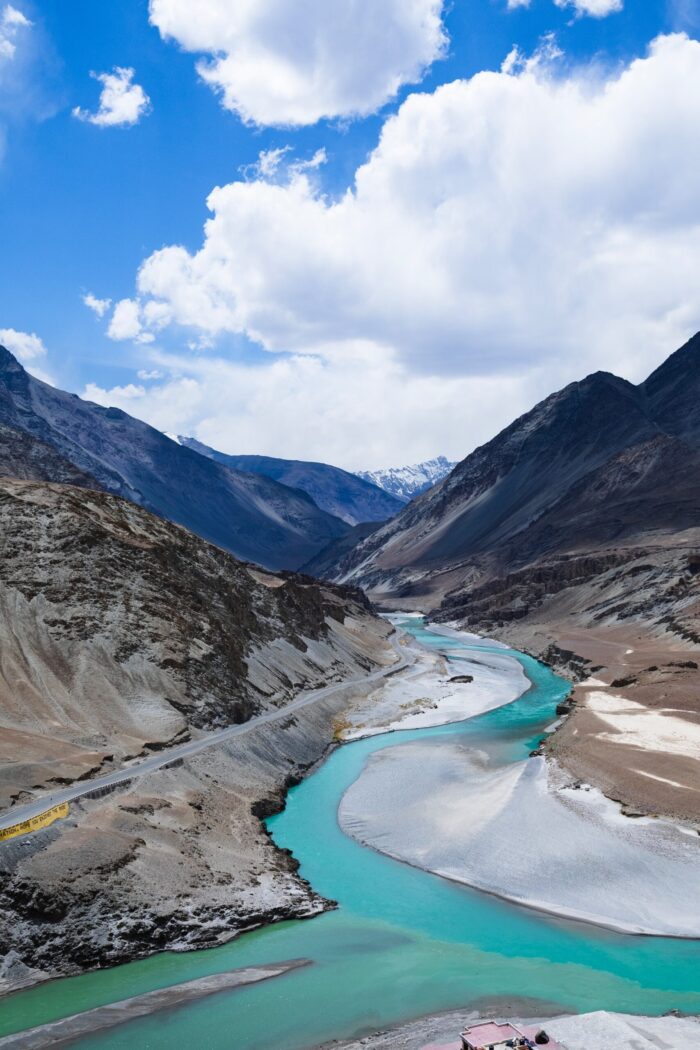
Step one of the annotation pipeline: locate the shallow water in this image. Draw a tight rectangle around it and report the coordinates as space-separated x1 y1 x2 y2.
2 618 699 1049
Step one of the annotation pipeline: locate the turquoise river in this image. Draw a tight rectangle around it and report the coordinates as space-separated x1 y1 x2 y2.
2 617 700 1048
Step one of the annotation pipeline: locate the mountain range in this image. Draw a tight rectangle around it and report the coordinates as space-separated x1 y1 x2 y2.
178 438 404 525
0 346 397 989
0 346 353 571
332 333 700 618
356 455 455 502
1 330 699 991
326 334 700 824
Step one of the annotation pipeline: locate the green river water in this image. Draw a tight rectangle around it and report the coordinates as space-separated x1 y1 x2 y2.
2 617 699 1048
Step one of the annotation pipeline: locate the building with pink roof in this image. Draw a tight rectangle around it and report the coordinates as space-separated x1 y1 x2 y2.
422 1018 561 1050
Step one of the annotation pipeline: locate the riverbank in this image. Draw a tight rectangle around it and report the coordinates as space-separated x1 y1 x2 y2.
339 617 529 740
339 740 700 936
436 558 700 826
323 1008 700 1049
339 621 700 938
0 960 310 1049
0 614 402 995
2 618 699 1050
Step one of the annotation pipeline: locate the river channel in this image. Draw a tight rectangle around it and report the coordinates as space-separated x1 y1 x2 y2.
2 617 699 1048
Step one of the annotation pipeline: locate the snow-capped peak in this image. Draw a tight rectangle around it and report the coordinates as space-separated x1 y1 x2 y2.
356 455 455 503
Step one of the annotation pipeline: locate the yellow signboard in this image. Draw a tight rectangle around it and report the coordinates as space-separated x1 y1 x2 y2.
0 802 70 842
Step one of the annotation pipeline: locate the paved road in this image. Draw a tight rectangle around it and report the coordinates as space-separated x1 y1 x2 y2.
0 636 411 833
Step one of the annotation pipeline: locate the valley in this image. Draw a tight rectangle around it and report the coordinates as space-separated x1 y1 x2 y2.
1 619 698 1050
5 7 700 1047
329 334 700 829
0 336 698 1049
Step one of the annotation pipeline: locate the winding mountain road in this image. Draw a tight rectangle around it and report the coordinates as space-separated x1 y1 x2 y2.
0 634 412 834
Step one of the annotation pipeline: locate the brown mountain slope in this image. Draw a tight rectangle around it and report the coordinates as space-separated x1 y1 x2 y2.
328 335 700 823
332 334 700 605
0 478 394 990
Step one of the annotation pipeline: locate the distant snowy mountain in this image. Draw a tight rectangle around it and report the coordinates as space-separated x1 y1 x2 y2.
356 456 455 503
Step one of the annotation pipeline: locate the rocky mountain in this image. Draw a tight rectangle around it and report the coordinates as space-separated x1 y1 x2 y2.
329 334 700 825
356 455 455 503
300 521 382 579
0 346 349 571
179 438 404 525
334 335 700 608
0 475 394 990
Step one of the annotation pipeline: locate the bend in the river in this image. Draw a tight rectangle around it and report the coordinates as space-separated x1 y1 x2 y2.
2 617 699 1050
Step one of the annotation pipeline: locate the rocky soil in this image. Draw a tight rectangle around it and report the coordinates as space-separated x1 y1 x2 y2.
0 478 395 993
436 540 700 823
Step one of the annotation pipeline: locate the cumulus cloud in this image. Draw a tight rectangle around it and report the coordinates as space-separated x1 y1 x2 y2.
0 4 30 61
83 292 112 317
84 382 146 402
81 346 537 470
107 298 142 340
107 298 156 343
148 0 447 126
0 326 55 384
121 34 700 390
73 66 150 127
554 0 623 16
0 326 46 360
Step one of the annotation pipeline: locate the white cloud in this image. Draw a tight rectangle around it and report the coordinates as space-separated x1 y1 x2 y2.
554 0 622 16
0 326 46 360
81 346 538 471
0 326 55 384
83 292 112 318
84 382 146 403
122 34 700 392
137 368 164 380
241 145 328 184
148 0 447 126
107 298 142 340
507 0 531 9
107 298 155 343
0 4 31 62
73 67 150 128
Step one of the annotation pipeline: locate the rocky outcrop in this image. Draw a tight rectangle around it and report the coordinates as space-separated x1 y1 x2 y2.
0 477 394 989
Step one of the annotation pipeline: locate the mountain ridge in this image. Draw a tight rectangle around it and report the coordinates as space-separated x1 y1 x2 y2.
179 438 404 525
0 474 393 990
330 342 700 595
322 333 700 825
356 455 455 502
0 347 350 571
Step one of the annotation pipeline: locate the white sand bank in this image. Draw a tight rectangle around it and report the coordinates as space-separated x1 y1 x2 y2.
341 642 529 740
547 1010 700 1049
339 744 700 936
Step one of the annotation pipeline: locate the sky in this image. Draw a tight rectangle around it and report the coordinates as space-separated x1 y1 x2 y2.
1 0 699 470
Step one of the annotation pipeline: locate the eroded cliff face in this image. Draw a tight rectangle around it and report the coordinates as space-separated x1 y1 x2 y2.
327 336 700 824
0 477 394 991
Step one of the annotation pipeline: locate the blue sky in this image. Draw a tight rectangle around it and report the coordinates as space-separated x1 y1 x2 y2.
1 0 699 468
